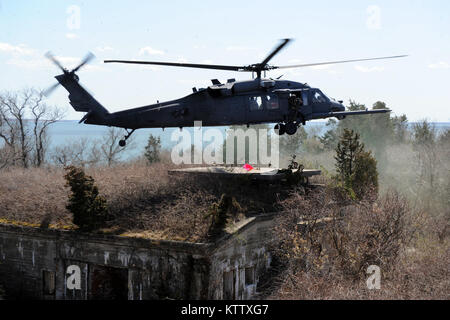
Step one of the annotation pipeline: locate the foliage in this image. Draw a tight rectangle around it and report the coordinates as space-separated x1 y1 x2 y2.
319 119 339 151
272 187 414 280
412 120 436 146
205 193 242 239
391 114 409 144
144 134 161 164
64 166 108 231
334 129 378 200
95 127 134 167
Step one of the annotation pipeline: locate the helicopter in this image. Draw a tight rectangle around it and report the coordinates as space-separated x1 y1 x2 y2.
44 39 407 147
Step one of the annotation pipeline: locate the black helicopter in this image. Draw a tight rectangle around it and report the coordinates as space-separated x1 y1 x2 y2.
45 39 406 146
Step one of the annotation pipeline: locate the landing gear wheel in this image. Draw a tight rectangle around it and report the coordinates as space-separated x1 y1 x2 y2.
285 122 298 135
118 128 136 147
274 123 286 136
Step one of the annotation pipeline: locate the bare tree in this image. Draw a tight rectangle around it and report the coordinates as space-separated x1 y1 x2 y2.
0 88 64 168
0 90 30 167
51 138 94 167
30 92 64 166
94 127 135 167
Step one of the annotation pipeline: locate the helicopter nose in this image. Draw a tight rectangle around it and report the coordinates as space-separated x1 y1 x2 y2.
331 101 345 112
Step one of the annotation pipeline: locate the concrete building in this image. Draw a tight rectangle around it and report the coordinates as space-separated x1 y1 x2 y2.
0 214 274 300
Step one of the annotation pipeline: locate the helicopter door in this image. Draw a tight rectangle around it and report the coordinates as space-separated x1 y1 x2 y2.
246 95 264 124
299 90 313 121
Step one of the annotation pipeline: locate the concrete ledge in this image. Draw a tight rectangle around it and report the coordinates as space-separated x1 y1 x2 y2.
168 167 321 181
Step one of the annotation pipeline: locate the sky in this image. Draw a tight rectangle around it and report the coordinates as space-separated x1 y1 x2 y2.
0 0 449 122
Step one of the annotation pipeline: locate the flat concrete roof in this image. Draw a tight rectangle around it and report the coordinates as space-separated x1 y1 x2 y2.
168 167 321 181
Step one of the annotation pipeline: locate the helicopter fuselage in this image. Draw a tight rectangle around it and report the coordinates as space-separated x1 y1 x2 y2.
88 78 345 130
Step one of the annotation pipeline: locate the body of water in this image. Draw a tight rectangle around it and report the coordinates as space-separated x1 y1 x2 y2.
46 120 450 160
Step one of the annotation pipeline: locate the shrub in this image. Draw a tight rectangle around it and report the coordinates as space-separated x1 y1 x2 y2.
144 134 161 164
272 188 413 282
64 166 108 231
334 129 378 200
205 193 242 239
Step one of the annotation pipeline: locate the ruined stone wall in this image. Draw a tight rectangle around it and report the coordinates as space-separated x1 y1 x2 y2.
0 224 210 300
0 215 274 300
208 215 274 300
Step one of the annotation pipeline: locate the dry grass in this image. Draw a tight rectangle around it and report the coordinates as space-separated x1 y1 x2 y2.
0 161 295 242
258 183 449 300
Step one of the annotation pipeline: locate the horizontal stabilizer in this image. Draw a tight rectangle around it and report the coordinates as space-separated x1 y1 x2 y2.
331 109 391 117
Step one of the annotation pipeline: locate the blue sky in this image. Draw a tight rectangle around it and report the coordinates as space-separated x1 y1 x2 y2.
1 0 449 121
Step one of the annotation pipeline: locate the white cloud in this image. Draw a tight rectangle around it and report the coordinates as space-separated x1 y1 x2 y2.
65 33 79 39
139 46 165 56
428 61 449 69
354 65 385 73
0 42 35 55
7 58 49 68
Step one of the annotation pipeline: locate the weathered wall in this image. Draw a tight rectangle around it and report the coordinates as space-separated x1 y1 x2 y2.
0 215 274 300
209 215 274 300
0 224 209 300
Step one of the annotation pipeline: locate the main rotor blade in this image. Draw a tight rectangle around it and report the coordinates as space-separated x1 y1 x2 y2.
72 52 95 73
259 38 292 68
276 55 408 69
43 82 60 97
45 51 66 73
104 60 244 72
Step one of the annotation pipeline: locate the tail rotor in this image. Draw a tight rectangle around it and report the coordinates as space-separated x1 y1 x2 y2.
43 51 95 97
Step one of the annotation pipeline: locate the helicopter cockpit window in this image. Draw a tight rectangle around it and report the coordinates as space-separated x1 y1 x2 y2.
312 90 327 103
249 96 264 111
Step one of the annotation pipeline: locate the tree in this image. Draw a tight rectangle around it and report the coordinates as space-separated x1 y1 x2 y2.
0 89 64 168
319 119 339 150
330 100 393 168
95 127 134 167
334 129 378 200
412 120 439 192
30 93 64 166
51 138 98 167
412 120 436 146
335 129 364 186
391 114 409 144
64 166 108 231
353 150 379 198
144 134 161 164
